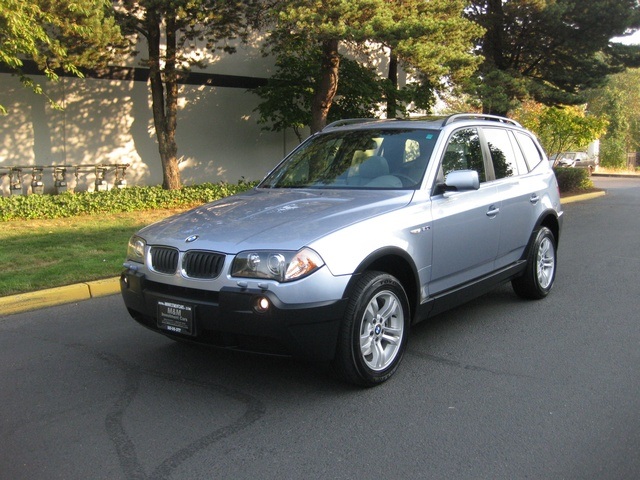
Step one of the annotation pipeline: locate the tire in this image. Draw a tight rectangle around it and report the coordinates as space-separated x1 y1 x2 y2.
333 271 410 387
512 227 557 300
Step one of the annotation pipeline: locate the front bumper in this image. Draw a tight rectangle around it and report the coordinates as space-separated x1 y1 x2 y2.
120 270 347 361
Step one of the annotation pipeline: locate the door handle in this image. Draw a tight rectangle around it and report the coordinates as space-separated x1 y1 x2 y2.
486 206 500 217
530 194 540 204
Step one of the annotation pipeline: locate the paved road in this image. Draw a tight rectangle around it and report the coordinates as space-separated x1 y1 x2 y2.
1 176 639 480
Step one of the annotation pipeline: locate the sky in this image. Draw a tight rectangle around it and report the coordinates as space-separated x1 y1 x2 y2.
612 30 640 45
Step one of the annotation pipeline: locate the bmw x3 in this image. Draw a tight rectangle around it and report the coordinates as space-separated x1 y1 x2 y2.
121 114 563 386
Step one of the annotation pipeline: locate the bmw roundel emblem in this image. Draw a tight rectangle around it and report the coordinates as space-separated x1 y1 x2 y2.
185 235 199 243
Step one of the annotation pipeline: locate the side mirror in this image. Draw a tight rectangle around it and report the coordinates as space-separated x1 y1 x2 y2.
443 170 480 192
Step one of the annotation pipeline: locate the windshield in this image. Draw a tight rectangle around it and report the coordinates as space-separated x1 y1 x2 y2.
260 129 439 190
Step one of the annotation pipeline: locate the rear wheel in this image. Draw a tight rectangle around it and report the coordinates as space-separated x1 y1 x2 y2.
512 227 557 299
333 271 410 387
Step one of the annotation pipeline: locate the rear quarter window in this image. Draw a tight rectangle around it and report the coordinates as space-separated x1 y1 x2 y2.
514 131 544 170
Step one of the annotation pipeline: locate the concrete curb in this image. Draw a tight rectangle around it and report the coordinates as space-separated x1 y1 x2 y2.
560 190 606 204
0 277 120 316
592 172 640 178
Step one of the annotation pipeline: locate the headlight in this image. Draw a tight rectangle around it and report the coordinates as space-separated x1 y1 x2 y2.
231 248 324 282
127 235 146 263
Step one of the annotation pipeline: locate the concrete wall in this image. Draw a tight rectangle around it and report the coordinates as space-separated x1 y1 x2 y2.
0 38 304 196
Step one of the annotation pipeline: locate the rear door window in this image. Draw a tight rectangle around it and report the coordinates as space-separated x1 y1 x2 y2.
482 128 520 179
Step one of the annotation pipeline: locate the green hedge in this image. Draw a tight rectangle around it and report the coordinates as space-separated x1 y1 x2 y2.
553 167 593 193
0 170 594 221
0 180 257 221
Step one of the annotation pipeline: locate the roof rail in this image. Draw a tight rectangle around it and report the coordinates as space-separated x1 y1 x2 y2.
442 113 522 128
323 118 380 130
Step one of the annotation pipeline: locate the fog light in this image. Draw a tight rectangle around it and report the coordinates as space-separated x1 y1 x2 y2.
254 296 270 313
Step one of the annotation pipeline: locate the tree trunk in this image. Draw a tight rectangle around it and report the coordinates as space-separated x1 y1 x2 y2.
483 105 509 116
310 39 340 134
146 10 182 190
481 0 509 116
484 0 506 70
386 51 398 119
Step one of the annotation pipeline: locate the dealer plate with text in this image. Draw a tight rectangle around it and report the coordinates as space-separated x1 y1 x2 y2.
157 301 195 336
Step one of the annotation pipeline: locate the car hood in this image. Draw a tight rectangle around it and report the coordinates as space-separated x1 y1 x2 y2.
138 188 414 253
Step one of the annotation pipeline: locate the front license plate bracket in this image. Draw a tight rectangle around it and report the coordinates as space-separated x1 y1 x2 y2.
157 301 195 336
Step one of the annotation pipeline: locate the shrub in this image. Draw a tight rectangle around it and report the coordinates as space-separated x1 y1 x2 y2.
553 167 593 193
0 180 257 221
599 136 628 169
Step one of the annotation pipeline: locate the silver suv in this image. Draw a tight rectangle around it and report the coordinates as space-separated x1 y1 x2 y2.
121 114 563 386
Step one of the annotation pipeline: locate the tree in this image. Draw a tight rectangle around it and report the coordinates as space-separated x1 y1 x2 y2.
262 0 383 133
371 0 483 118
0 0 123 114
513 101 608 158
115 0 250 189
253 44 385 142
257 0 481 135
587 68 640 168
467 0 640 115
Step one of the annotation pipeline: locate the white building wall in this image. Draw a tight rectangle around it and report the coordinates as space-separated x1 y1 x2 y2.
0 38 303 196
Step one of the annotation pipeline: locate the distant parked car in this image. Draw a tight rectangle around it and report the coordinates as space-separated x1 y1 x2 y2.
551 152 598 174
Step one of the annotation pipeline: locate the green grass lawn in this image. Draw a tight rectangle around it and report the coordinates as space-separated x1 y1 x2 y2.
0 209 183 296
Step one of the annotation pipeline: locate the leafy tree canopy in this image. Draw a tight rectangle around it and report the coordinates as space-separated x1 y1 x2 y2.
257 0 481 134
587 68 640 167
253 46 385 142
0 0 123 113
374 0 483 83
588 68 640 146
467 0 640 115
513 101 608 158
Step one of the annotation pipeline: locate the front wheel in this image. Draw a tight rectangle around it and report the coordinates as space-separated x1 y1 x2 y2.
512 227 557 299
333 272 410 387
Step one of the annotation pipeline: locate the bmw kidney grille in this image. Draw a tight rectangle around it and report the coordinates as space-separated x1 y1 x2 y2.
150 246 224 279
182 251 225 279
150 246 179 274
